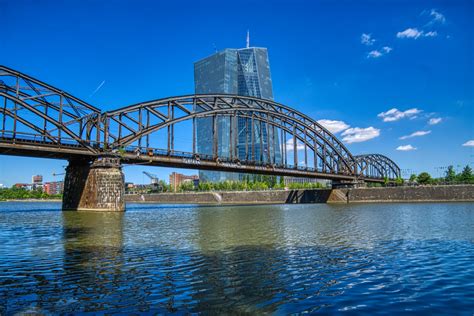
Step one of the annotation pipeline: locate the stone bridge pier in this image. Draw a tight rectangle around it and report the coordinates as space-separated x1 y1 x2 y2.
62 157 125 211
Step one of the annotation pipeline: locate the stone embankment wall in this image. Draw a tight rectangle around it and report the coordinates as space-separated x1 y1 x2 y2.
125 185 474 205
328 185 474 203
125 189 332 204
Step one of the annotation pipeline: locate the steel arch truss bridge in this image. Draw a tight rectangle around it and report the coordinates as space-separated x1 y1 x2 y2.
0 66 401 183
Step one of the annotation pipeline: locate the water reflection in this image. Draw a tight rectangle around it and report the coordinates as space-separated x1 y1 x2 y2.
0 202 473 314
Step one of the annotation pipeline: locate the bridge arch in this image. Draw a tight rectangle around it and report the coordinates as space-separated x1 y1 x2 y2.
355 154 401 180
0 66 402 182
0 65 101 153
104 95 358 176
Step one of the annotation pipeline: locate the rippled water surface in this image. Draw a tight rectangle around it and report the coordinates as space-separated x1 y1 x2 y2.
0 202 473 314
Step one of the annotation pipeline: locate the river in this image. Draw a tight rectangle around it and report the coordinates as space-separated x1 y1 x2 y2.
0 202 473 314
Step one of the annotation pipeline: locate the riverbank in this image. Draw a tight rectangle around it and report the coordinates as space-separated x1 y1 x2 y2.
125 185 474 204
2 185 471 205
0 199 61 202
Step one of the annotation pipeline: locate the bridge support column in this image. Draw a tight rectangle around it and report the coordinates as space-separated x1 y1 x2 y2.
63 157 125 211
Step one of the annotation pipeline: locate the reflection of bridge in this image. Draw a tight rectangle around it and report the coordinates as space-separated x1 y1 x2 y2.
0 66 400 211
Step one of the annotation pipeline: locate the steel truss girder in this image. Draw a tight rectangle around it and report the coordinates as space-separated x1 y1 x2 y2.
354 154 401 179
0 66 402 181
0 65 101 153
104 95 358 175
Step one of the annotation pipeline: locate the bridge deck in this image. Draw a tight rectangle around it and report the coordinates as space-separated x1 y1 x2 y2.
0 136 386 182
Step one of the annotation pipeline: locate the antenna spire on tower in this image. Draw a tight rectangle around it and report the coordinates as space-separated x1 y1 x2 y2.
246 30 250 48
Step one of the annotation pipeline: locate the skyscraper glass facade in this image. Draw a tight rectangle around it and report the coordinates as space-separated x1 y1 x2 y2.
194 47 280 182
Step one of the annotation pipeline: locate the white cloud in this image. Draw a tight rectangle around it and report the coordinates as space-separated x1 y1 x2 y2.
424 31 438 37
396 144 417 151
378 108 422 122
429 9 446 24
397 28 423 39
462 140 474 147
367 50 383 58
361 33 375 46
428 117 442 125
397 27 439 39
285 138 305 151
341 127 380 144
367 46 393 59
317 119 350 134
399 130 431 140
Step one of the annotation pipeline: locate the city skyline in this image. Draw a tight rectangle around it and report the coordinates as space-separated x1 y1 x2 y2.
0 0 472 186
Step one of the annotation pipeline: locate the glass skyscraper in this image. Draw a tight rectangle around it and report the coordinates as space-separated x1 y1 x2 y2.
194 46 280 182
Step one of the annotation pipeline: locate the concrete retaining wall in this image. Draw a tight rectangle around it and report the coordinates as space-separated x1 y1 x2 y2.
125 189 332 204
125 185 474 205
329 185 474 203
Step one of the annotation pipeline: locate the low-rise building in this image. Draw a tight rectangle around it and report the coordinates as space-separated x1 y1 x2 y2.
169 172 199 192
44 181 64 195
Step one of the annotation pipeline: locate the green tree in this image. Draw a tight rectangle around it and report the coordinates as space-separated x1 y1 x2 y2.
445 165 456 183
395 177 404 186
417 172 432 185
409 174 417 182
458 165 473 183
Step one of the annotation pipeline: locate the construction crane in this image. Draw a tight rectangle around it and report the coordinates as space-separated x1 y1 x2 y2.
143 171 159 185
142 171 164 193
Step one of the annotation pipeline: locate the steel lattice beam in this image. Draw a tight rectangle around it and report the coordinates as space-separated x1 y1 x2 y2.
0 66 402 182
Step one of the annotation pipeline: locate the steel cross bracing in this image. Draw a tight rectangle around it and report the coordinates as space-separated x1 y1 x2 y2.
0 66 400 182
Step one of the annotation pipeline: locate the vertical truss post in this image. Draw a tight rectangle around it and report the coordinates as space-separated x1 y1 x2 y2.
251 115 255 161
13 76 19 139
259 119 264 163
138 107 142 149
229 115 233 161
167 102 171 154
192 116 196 155
233 113 238 160
146 109 150 149
293 125 297 168
304 129 308 169
313 137 317 171
272 123 276 165
12 101 17 140
171 105 174 152
280 128 285 167
213 115 218 159
2 97 6 138
96 114 101 147
104 116 109 149
266 115 271 164
245 117 249 161
58 95 63 143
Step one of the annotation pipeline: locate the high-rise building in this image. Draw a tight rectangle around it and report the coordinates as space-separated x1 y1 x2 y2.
194 36 280 182
32 175 43 189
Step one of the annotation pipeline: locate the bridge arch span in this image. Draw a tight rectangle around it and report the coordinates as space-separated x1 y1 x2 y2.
355 154 401 180
104 95 358 176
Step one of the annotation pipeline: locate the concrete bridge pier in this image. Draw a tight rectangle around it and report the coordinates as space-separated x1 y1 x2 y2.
62 157 125 211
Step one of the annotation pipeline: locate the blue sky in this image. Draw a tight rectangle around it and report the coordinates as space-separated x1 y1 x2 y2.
0 0 473 185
